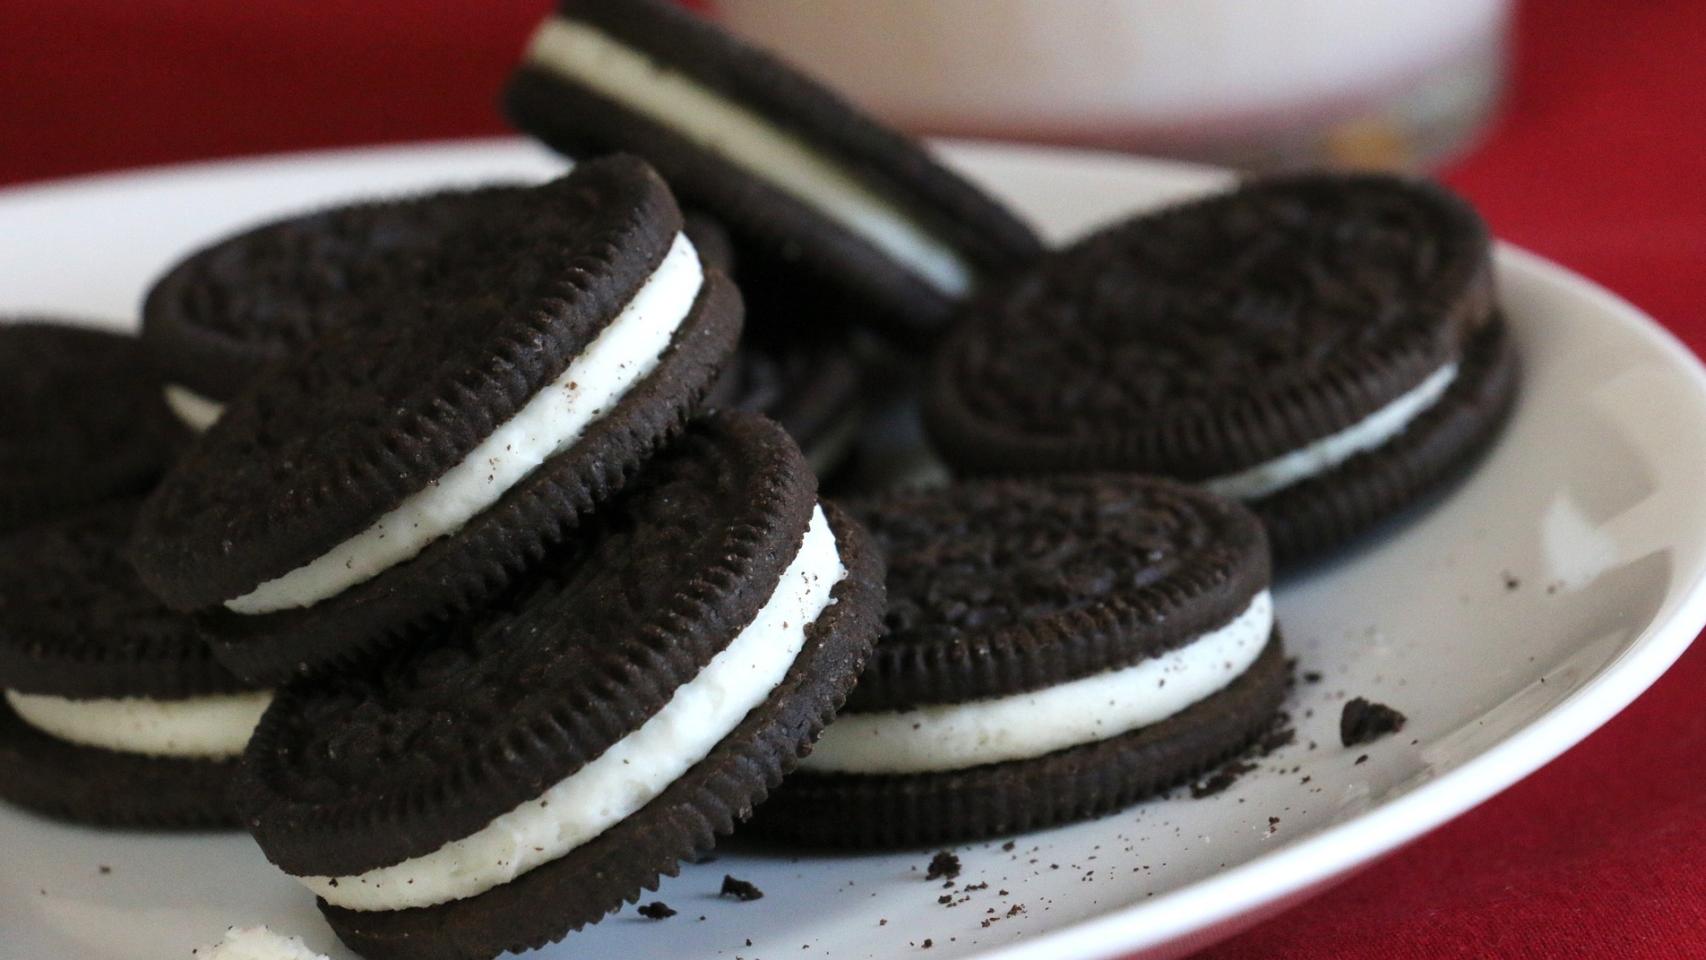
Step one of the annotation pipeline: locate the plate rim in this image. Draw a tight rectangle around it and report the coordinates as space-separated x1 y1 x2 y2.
2 138 1704 960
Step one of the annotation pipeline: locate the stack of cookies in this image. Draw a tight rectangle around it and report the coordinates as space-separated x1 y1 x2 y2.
0 2 1516 959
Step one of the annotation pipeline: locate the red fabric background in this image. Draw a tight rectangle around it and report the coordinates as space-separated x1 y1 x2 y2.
2 1 1703 957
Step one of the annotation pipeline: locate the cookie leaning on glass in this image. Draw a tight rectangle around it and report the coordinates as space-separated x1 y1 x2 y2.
504 0 1044 344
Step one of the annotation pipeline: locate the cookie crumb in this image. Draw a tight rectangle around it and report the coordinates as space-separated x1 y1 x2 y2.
720 875 764 902
1355 754 1370 765
637 901 676 920
1190 760 1256 798
98 865 111 875
925 851 961 881
1340 697 1408 746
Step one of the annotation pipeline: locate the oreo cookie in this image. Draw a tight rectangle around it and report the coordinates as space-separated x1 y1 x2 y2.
131 156 743 683
141 179 608 432
752 475 1287 848
0 320 178 534
503 0 1043 342
0 501 267 827
925 173 1517 562
233 413 885 960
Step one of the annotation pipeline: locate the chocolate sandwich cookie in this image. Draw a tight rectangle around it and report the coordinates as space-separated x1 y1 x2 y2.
0 321 178 534
234 413 885 960
926 173 1517 562
0 501 268 827
504 0 1044 342
752 475 1287 848
143 179 572 432
131 156 743 683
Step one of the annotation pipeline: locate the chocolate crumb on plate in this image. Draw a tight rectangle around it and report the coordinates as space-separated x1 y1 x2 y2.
721 875 764 902
925 851 961 881
636 902 675 920
1341 697 1409 746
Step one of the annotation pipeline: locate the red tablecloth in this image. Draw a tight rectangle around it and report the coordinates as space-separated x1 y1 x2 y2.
3 2 1703 957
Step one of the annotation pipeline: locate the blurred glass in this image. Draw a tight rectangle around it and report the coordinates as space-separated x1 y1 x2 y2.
712 0 1509 172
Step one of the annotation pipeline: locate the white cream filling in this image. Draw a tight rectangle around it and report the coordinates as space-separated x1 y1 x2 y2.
192 926 329 960
1203 364 1459 501
526 16 973 296
801 590 1272 775
303 506 845 912
225 232 702 615
163 384 226 433
4 689 271 759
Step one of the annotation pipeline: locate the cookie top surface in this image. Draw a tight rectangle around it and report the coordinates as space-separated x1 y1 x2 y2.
506 0 1043 341
927 173 1495 478
846 475 1269 711
132 156 688 607
0 500 247 700
142 181 541 399
0 321 177 530
236 412 819 875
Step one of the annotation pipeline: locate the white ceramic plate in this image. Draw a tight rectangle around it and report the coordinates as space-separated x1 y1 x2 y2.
2 140 1704 960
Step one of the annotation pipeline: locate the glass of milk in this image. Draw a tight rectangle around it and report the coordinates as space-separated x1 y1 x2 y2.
712 0 1510 171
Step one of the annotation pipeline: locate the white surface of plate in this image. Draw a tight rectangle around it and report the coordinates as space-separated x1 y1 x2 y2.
2 139 1705 960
